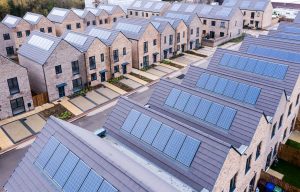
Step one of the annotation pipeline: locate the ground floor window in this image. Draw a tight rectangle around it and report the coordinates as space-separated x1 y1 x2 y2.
10 97 25 116
72 78 82 92
6 46 14 56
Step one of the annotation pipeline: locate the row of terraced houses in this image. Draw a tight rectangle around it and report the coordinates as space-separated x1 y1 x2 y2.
5 11 300 192
0 0 273 120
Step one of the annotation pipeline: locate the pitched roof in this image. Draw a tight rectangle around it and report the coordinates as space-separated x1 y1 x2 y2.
152 16 186 29
150 19 173 33
164 11 199 26
295 12 300 23
1 14 23 28
47 7 72 23
97 4 125 15
209 48 300 96
148 79 264 147
4 116 181 192
128 0 170 12
223 0 271 11
23 12 43 25
85 26 122 46
61 31 98 52
112 17 158 40
103 97 232 191
267 31 300 42
18 31 62 65
71 8 90 19
85 7 109 17
183 65 284 118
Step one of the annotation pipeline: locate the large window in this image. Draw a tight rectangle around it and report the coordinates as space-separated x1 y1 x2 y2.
76 23 81 29
113 50 119 62
245 154 252 174
55 65 62 74
220 21 225 28
169 35 173 45
196 27 200 37
89 56 96 70
3 33 10 40
101 53 105 62
211 21 216 26
6 46 14 56
10 97 25 116
177 33 180 43
144 41 148 53
26 30 30 36
48 27 52 33
17 31 22 38
72 78 82 92
123 47 126 56
7 77 20 95
40 28 45 32
91 73 97 81
143 55 149 67
66 24 71 30
71 60 80 75
230 173 238 192
114 65 119 73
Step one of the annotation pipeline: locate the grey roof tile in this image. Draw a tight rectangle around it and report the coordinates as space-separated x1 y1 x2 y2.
23 12 43 25
128 0 170 12
1 14 23 28
164 11 199 26
47 7 71 23
223 0 270 11
85 7 108 17
151 16 185 29
97 4 125 15
61 31 97 52
85 26 121 46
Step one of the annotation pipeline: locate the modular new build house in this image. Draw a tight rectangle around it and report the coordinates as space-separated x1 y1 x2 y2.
127 0 171 18
23 12 56 36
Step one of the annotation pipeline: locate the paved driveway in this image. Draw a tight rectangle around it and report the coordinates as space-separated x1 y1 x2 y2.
172 55 200 66
86 91 109 105
154 65 174 73
147 68 167 77
96 87 120 99
120 78 142 89
70 96 96 112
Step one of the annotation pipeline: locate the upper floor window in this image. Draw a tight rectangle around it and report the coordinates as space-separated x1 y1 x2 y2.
66 24 72 30
101 53 105 62
113 18 117 22
191 29 193 35
76 23 81 29
48 27 52 33
17 31 22 38
251 12 255 18
296 94 300 106
7 77 20 95
40 28 45 32
3 33 10 40
130 11 133 15
104 19 108 24
92 20 96 25
71 60 80 75
144 41 148 53
245 154 252 174
243 11 246 16
220 21 225 28
89 56 96 70
271 123 276 138
183 31 185 38
25 30 30 36
87 21 90 26
146 13 148 17
211 21 216 26
123 47 126 55
55 65 62 74
196 27 200 37
177 33 180 43
164 36 167 44
288 103 293 116
256 142 262 160
153 39 157 46
135 12 138 16
113 49 119 62
278 114 284 129
203 20 207 25
99 19 103 25
229 173 237 192
169 35 173 45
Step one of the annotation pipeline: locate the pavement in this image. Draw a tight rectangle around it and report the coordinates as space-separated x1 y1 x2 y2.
120 78 142 89
289 130 300 143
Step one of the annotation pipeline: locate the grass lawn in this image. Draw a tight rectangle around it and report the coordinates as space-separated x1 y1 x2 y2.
271 159 300 188
39 104 75 121
286 139 300 150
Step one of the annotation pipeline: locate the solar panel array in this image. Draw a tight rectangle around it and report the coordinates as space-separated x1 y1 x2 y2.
64 33 88 46
24 14 40 23
89 28 112 40
28 35 54 51
185 5 197 12
154 2 164 10
170 4 181 11
199 6 213 15
35 137 118 192
98 5 114 12
223 0 238 7
216 7 232 17
254 1 266 10
282 26 300 34
144 2 153 9
219 53 288 80
240 1 251 9
165 88 237 130
154 17 175 25
121 109 201 167
115 23 142 33
51 9 67 17
247 45 300 64
271 33 300 42
3 16 18 25
132 1 142 8
166 12 190 21
87 8 99 15
72 9 85 17
151 21 161 29
196 73 261 105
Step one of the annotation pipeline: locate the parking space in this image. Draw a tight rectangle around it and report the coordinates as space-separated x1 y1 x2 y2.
194 47 217 57
2 121 32 143
96 87 120 99
154 65 174 73
120 78 142 89
70 96 96 112
171 55 200 66
147 68 167 77
23 114 46 133
86 91 109 105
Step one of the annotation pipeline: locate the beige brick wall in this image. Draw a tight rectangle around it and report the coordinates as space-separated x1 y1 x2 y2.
228 10 244 39
0 56 33 120
83 12 97 28
109 9 126 28
188 16 202 50
160 24 176 60
32 17 57 36
54 11 84 36
96 11 110 28
175 21 188 53
12 20 31 49
0 23 15 57
242 3 273 29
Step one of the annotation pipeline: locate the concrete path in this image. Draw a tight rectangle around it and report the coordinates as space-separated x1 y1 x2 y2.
157 63 179 71
289 130 300 143
59 97 83 116
124 74 148 85
70 96 96 112
120 78 142 89
1 121 32 143
0 129 13 150
154 65 174 73
131 69 160 80
96 87 120 99
23 114 46 133
86 91 109 105
103 82 127 95
267 169 284 180
147 68 167 77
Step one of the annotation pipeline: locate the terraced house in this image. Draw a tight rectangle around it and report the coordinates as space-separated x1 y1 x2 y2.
164 11 202 50
113 18 160 69
47 7 84 36
84 7 110 28
0 15 31 58
152 16 188 55
127 0 171 18
223 0 273 29
17 31 85 102
97 4 126 25
85 27 132 79
0 55 33 120
23 12 56 36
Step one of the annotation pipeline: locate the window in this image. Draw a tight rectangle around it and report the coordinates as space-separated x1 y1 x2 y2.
146 13 148 17
183 31 185 38
256 142 262 160
135 12 138 16
17 31 22 38
89 56 96 70
196 27 200 37
177 33 180 43
153 39 157 46
245 154 252 174
87 21 90 26
164 36 167 44
66 24 71 30
7 77 20 95
113 49 119 62
169 48 172 54
229 173 237 192
105 19 108 24
243 11 246 16
220 22 225 28
220 32 225 37
291 117 296 133
123 47 126 55
76 23 81 29
48 27 52 33
283 128 287 140
40 28 45 32
211 21 216 26
114 65 119 73
288 103 292 116
26 30 30 36
144 41 148 53
92 20 96 25
10 97 25 116
273 143 278 157
101 53 105 62
143 55 149 67
271 123 276 138
99 19 103 25
203 20 207 25
130 11 133 15
3 33 10 40
251 12 255 18
71 60 80 75
113 18 117 22
55 65 62 74
250 20 254 24
296 94 300 105
72 78 82 92
278 114 283 129
169 35 173 45
91 73 97 81
6 46 14 56
142 12 144 17
191 29 193 35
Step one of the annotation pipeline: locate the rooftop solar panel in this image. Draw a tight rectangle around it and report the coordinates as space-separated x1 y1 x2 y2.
98 5 114 11
51 9 67 17
115 23 142 33
216 7 232 17
282 26 300 34
35 137 118 191
185 5 197 12
28 35 55 51
72 9 85 17
24 14 40 23
254 1 266 10
64 33 88 46
271 33 300 42
166 12 190 21
165 88 237 130
220 53 289 79
240 1 251 9
131 114 151 138
132 1 142 8
121 109 201 167
3 16 18 25
223 0 238 6
121 109 140 132
89 28 112 40
154 2 164 10
151 21 161 29
176 137 200 167
86 8 99 15
174 91 191 111
154 17 175 25
170 4 181 11
144 2 153 9
199 6 213 15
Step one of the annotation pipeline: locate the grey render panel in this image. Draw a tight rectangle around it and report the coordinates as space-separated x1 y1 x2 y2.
4 117 158 192
128 0 170 13
23 12 43 25
182 65 284 117
61 31 96 52
209 48 300 96
102 97 231 191
163 11 198 27
47 7 71 23
17 31 62 65
85 26 121 46
147 79 264 147
1 14 23 28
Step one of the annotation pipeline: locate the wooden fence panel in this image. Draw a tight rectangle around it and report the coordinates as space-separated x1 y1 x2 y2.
32 93 49 107
278 144 300 167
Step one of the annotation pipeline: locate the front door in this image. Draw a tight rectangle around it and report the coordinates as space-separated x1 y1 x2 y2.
122 65 127 74
210 31 215 39
58 86 65 98
190 42 193 50
164 50 168 59
101 72 106 82
255 21 259 28
181 44 185 52
153 54 157 63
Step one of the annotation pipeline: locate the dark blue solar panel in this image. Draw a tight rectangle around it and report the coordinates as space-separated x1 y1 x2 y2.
152 124 174 151
176 137 200 167
79 170 103 192
44 144 69 178
174 91 191 111
141 119 161 144
214 78 228 94
194 99 212 120
217 107 236 129
53 152 79 187
35 137 59 169
220 53 231 65
98 180 118 192
121 109 140 132
165 88 181 107
131 114 151 138
205 103 223 124
183 95 201 115
244 86 261 105
164 130 186 158
233 83 249 101
223 80 238 98
63 160 90 192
